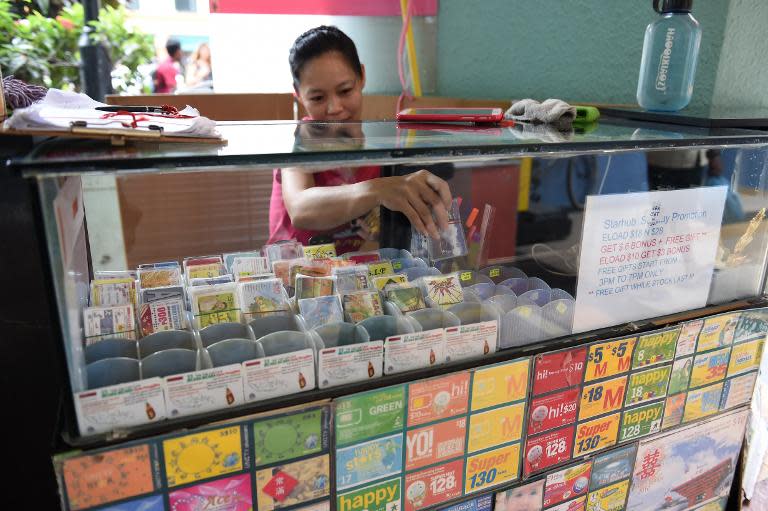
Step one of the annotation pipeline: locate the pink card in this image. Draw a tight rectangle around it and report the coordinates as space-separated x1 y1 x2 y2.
169 473 252 511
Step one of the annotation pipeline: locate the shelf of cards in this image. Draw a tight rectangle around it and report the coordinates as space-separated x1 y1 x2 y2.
74 237 577 438
52 305 765 511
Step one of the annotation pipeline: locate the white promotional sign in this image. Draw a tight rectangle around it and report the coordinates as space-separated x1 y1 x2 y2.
574 187 727 333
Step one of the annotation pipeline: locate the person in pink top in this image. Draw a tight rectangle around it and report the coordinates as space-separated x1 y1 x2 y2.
269 25 452 253
153 39 182 94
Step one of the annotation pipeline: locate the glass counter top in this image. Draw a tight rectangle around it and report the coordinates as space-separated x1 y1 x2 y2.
8 118 768 176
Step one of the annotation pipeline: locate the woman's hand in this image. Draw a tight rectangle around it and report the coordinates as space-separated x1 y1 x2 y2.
368 169 452 239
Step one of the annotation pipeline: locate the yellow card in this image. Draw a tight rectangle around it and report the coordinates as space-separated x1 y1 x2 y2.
464 443 520 494
188 263 224 279
683 382 724 423
587 479 629 511
690 348 730 388
470 358 530 411
584 337 636 382
579 376 627 421
368 261 395 278
697 313 740 352
303 243 337 259
373 273 407 291
573 413 620 456
467 401 526 453
728 339 764 377
163 426 243 487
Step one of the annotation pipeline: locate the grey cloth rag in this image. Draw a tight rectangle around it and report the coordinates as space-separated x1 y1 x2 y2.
505 98 577 127
506 123 574 143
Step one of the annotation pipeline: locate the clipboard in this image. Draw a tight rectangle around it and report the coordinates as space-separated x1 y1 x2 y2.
0 125 227 146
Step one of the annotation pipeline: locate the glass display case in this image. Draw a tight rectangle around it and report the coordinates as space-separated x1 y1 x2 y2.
8 117 768 511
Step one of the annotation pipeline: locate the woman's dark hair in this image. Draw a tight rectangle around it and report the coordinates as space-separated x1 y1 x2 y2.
289 25 362 87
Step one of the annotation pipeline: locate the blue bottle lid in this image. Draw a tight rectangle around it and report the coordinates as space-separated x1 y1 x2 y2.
654 0 693 13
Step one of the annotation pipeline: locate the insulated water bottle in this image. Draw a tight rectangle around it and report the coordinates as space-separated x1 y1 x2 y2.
637 0 701 111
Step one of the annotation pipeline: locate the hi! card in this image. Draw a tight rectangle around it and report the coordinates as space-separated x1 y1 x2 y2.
84 304 136 343
406 458 465 509
333 265 371 294
408 372 470 427
422 273 464 309
532 347 587 396
139 299 186 336
62 444 155 511
342 291 383 323
524 426 575 476
138 265 182 289
90 278 136 307
386 284 427 313
542 461 592 508
295 275 336 300
238 278 290 316
528 387 580 436
298 295 343 330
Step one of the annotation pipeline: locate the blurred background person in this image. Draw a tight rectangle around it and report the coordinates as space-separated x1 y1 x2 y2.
185 42 213 91
153 38 183 93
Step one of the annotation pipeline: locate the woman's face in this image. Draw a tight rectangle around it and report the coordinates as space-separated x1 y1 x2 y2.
295 51 365 121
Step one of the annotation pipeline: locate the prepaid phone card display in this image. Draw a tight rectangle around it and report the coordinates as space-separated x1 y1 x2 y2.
584 338 635 382
589 444 637 491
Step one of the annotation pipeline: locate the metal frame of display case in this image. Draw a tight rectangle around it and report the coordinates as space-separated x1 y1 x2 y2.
5 117 768 509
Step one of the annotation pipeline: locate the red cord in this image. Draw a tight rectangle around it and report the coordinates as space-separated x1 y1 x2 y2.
99 105 194 128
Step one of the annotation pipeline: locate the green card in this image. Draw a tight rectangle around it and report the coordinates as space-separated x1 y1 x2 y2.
337 477 401 511
252 407 327 466
624 365 672 407
335 385 405 447
632 328 679 369
619 401 664 442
